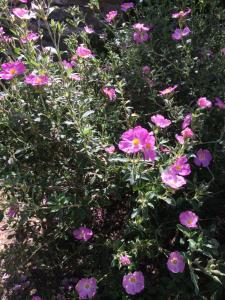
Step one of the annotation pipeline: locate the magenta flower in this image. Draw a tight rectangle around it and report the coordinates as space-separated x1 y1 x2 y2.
159 85 177 96
142 66 151 74
84 25 95 34
197 97 212 109
122 271 144 295
105 10 118 23
133 23 150 31
119 255 131 266
121 2 134 12
0 61 26 80
179 211 199 228
215 97 225 109
12 8 36 19
143 133 156 161
167 251 185 273
102 87 116 101
194 149 212 167
172 8 191 19
31 297 41 300
6 205 18 218
172 26 191 41
73 226 93 241
75 278 97 299
151 114 171 128
25 74 49 86
105 145 115 154
176 127 194 145
161 168 186 189
62 60 75 70
171 156 191 176
19 0 28 2
20 32 39 43
182 114 192 129
118 126 149 154
76 45 93 58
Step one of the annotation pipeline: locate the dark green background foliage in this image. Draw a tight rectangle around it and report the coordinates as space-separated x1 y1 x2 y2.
0 0 225 299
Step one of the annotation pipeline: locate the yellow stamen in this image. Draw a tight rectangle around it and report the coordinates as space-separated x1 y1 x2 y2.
132 138 140 146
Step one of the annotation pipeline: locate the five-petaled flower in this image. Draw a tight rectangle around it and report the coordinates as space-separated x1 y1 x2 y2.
194 149 212 167
179 211 199 228
167 251 185 273
122 271 144 295
0 61 26 80
75 278 97 299
73 227 93 241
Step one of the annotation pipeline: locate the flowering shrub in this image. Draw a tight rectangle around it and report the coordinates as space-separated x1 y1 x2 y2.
1 0 225 298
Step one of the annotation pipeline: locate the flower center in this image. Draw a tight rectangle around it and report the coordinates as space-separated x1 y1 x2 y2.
171 258 177 265
35 77 43 84
187 218 193 224
84 284 90 289
129 277 136 283
145 143 151 150
176 165 181 171
199 153 205 161
9 68 16 75
132 138 140 146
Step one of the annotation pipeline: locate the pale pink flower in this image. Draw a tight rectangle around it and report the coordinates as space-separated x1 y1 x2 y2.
19 0 28 2
102 87 116 101
73 226 93 241
172 26 191 41
75 278 97 299
161 168 186 189
70 73 81 81
171 156 191 176
84 25 95 34
76 45 93 58
179 211 198 228
105 10 117 23
12 8 36 19
197 97 212 109
20 32 39 43
167 251 185 273
121 2 134 12
0 61 26 80
25 74 49 86
151 114 171 128
62 60 75 69
172 8 191 19
181 127 194 139
122 271 144 295
133 23 150 31
119 255 131 266
143 133 156 161
175 134 184 145
105 145 115 154
159 85 177 96
133 23 150 44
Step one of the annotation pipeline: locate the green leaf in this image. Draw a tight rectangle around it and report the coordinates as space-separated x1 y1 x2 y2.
189 266 199 295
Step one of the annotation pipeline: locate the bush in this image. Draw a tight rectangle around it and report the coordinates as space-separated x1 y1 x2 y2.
0 0 225 299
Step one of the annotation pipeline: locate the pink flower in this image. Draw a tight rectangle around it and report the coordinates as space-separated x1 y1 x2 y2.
32 297 41 300
73 226 93 241
19 0 28 2
194 149 212 167
172 8 191 19
12 8 36 19
75 278 97 299
221 48 225 55
25 74 49 86
167 251 185 273
142 66 151 74
181 127 194 138
133 23 150 31
119 255 131 266
143 133 156 161
179 211 198 228
70 73 81 81
102 87 116 101
197 97 212 109
121 2 134 12
118 126 149 154
105 145 115 154
20 32 39 43
6 205 18 218
182 114 192 129
84 25 95 34
171 156 191 176
105 10 118 23
215 97 225 109
76 45 93 58
133 31 149 43
0 61 26 80
175 134 184 145
172 26 191 41
62 60 75 69
161 168 186 189
159 85 177 96
151 114 171 128
122 271 144 295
